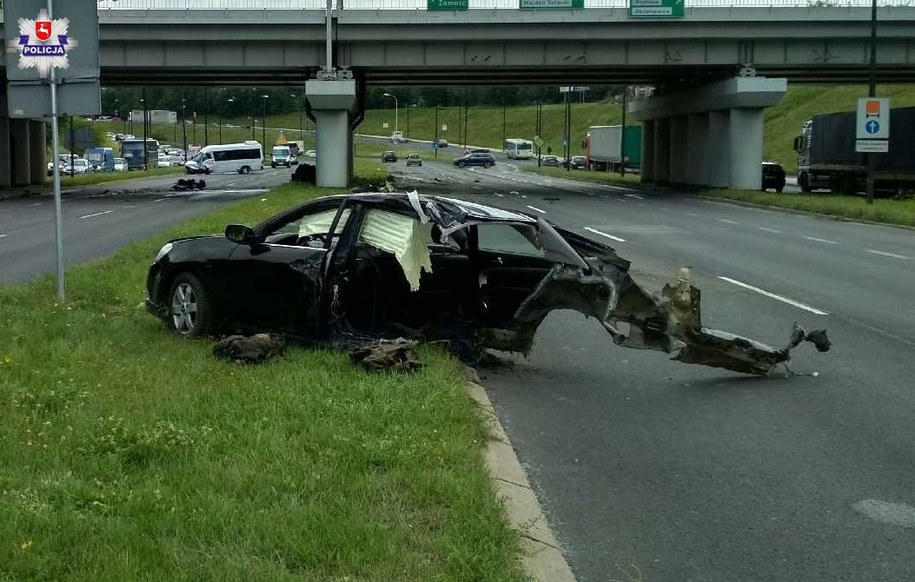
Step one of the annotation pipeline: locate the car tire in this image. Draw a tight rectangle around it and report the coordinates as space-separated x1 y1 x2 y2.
776 187 784 194
483 162 491 168
799 172 812 193
458 161 466 168
167 272 212 338
271 163 276 168
240 166 250 174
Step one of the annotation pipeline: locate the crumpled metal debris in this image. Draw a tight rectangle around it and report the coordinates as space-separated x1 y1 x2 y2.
213 333 285 364
349 338 424 372
172 178 206 191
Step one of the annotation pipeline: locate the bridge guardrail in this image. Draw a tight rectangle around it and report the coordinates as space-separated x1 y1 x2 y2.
93 0 915 10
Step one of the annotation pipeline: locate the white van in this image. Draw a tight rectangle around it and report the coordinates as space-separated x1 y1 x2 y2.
185 141 264 175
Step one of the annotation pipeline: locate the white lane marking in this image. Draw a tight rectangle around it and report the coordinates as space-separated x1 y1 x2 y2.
867 249 910 260
624 193 644 200
600 195 609 200
28 202 42 207
686 212 699 217
660 207 674 212
719 218 741 225
718 276 829 316
78 210 114 219
804 236 839 245
494 193 505 197
153 198 168 203
525 205 546 214
0 234 7 239
584 226 626 243
758 227 784 234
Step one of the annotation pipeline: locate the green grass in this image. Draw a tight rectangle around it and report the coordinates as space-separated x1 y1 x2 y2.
59 166 184 188
699 189 915 227
0 175 525 581
524 165 642 186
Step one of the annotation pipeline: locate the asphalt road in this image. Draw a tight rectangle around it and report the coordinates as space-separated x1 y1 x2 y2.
0 168 292 284
392 158 915 581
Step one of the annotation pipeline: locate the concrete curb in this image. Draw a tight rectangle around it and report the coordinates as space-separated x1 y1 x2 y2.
466 382 577 582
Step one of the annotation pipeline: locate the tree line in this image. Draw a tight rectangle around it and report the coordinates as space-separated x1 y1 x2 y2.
101 85 622 119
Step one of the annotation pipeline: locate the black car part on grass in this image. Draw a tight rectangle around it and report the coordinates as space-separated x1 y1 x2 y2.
147 192 830 376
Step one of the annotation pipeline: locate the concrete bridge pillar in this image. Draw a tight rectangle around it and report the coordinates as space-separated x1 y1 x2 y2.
668 116 689 186
728 108 764 190
707 110 730 187
640 119 655 183
10 119 31 187
0 116 10 189
305 79 357 188
687 113 709 187
629 76 786 190
29 121 47 186
653 117 670 185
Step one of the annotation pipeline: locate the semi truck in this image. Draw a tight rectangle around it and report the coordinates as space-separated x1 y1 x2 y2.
584 125 641 172
794 106 915 195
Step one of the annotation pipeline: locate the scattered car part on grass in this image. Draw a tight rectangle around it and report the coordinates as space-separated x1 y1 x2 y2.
146 192 830 376
349 338 424 372
171 179 207 192
213 333 286 364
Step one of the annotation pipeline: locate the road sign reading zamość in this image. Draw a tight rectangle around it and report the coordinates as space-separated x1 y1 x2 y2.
428 0 469 10
629 0 684 18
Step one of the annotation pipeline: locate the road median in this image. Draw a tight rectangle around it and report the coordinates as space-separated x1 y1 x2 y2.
0 178 526 580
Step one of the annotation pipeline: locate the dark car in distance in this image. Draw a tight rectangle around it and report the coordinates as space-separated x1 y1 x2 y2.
453 152 495 168
762 162 786 193
382 151 397 163
432 139 449 149
568 156 587 170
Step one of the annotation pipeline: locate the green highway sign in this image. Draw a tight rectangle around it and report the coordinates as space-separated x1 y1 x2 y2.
428 0 469 10
629 0 684 18
520 0 584 10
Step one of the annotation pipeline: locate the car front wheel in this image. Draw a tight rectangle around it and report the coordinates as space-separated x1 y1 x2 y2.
240 166 250 174
483 162 491 168
458 161 466 168
168 272 212 337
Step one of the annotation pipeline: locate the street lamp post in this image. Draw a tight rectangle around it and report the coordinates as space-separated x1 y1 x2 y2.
181 98 187 160
866 0 878 204
261 94 269 146
204 88 209 147
383 92 398 139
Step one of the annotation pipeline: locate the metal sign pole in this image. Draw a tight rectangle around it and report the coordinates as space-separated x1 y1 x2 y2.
48 0 65 303
866 0 877 205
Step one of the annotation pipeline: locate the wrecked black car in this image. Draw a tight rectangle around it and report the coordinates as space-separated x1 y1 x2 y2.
146 192 828 375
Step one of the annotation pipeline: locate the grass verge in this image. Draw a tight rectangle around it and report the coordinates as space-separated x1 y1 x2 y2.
0 172 524 581
523 165 642 186
60 166 185 188
699 189 915 228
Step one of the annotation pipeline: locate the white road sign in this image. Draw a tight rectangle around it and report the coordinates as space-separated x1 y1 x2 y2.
856 97 890 140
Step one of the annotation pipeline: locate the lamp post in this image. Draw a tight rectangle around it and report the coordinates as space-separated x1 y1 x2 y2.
181 98 187 160
383 92 398 139
221 97 234 144
140 93 147 171
261 94 269 146
203 88 209 147
866 0 878 205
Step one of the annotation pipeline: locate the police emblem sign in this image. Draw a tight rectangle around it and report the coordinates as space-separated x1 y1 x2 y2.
4 0 99 118
10 9 80 78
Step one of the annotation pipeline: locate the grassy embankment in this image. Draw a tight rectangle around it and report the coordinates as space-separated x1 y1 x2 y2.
0 160 525 581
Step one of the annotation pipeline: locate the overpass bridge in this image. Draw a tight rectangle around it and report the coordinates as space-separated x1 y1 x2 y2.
3 1 915 188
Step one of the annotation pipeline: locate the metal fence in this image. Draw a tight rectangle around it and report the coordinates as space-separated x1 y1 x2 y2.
95 0 915 9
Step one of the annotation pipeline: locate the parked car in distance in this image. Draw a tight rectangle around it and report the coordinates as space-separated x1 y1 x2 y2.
541 155 560 167
382 151 398 163
405 154 423 167
762 161 786 193
63 158 91 176
432 139 449 149
391 131 407 144
453 152 496 168
568 156 587 170
304 150 317 159
114 157 128 172
157 153 172 168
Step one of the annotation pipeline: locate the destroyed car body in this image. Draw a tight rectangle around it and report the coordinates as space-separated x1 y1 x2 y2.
145 192 829 375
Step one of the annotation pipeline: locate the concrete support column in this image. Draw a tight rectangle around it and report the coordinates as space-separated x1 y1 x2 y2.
0 117 10 188
305 79 357 188
654 117 670 185
728 108 764 190
29 121 47 186
10 119 31 186
668 116 689 186
707 110 730 188
687 113 709 187
640 119 655 183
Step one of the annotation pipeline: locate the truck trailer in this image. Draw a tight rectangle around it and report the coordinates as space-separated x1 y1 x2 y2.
584 125 641 172
794 106 915 195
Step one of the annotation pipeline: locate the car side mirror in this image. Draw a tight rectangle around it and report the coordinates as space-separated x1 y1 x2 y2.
225 224 259 245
